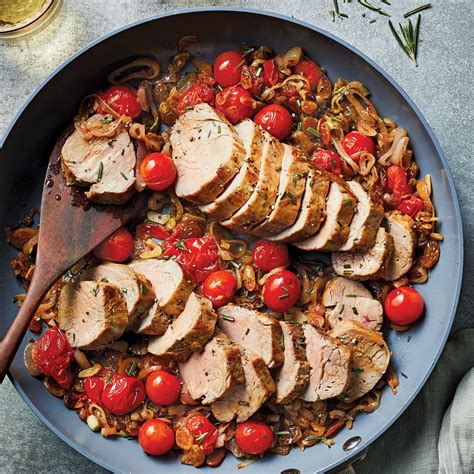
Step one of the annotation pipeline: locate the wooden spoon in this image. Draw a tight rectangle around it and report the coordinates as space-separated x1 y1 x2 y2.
0 128 148 382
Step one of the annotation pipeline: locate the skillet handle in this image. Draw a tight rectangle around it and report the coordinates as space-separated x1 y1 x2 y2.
0 267 56 383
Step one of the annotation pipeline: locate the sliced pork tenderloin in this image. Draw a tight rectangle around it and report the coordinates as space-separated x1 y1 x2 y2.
330 320 390 403
79 262 155 329
332 227 394 281
382 211 417 281
322 277 372 306
170 103 246 204
148 293 217 361
217 304 284 368
61 115 136 204
269 168 330 243
325 298 383 331
178 332 244 404
337 181 384 252
294 181 356 251
57 281 128 350
199 120 263 220
252 144 308 236
273 322 310 404
211 351 275 422
300 324 351 401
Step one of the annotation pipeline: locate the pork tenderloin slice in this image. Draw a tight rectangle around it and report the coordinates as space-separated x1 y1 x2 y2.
330 320 390 403
382 211 417 281
269 168 330 242
332 227 394 281
178 332 244 404
148 293 217 361
253 144 308 236
211 350 275 422
220 129 285 232
170 103 246 204
57 281 128 350
217 304 284 368
79 262 155 329
293 181 356 251
325 297 383 331
130 259 194 335
61 115 136 205
199 120 264 220
337 181 384 252
300 324 351 401
322 277 372 306
274 322 310 404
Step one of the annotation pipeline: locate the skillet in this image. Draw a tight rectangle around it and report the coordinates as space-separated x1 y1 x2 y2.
0 8 464 473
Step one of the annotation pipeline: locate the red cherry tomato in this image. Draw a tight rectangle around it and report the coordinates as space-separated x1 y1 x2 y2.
101 85 141 118
135 223 170 241
213 51 245 87
254 104 293 140
101 374 146 416
385 165 411 202
163 236 220 283
215 86 255 124
252 240 289 272
294 59 323 91
138 419 175 456
342 131 376 163
146 370 181 405
140 152 177 191
177 82 215 115
84 375 106 404
263 59 281 87
240 65 264 96
263 270 301 312
171 220 203 240
384 286 424 325
93 227 133 262
202 270 237 309
235 421 274 455
185 413 218 454
397 194 424 217
311 148 342 174
32 327 74 388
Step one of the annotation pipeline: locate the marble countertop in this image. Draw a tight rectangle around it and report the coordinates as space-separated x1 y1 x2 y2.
0 1 472 472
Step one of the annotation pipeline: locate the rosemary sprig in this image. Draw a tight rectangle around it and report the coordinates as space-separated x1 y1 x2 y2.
97 162 103 181
332 0 348 20
404 3 431 18
126 360 137 376
358 0 391 16
388 14 421 65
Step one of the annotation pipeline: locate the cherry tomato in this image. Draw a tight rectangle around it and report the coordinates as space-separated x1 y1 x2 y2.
32 327 74 388
263 59 281 87
185 413 218 454
202 270 237 309
171 220 203 240
101 374 146 416
177 82 215 115
138 419 175 456
397 194 424 217
384 286 424 325
240 65 264 96
101 85 141 118
84 375 106 404
135 223 170 241
93 227 133 262
263 270 301 312
235 421 274 455
311 148 342 174
254 104 293 140
215 86 255 124
294 59 323 91
342 131 376 162
164 236 220 283
213 51 245 87
146 370 181 405
140 152 177 191
252 239 289 272
385 165 411 202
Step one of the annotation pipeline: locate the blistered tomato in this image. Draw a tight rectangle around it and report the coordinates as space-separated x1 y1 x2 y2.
342 131 376 162
146 370 181 405
185 413 218 454
215 86 255 124
397 194 423 217
140 152 177 191
138 419 175 456
101 373 146 416
177 82 215 115
311 148 342 174
252 240 289 272
240 65 264 96
254 104 293 140
213 51 245 87
385 165 411 202
135 223 170 241
171 220 203 240
101 85 141 118
263 270 301 312
93 227 133 263
262 59 281 87
235 421 274 455
202 270 237 308
294 59 323 90
384 286 424 325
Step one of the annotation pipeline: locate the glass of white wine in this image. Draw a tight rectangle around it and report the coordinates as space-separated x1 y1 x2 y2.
0 0 61 38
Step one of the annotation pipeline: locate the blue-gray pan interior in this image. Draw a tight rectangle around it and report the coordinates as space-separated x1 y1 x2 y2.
0 8 463 474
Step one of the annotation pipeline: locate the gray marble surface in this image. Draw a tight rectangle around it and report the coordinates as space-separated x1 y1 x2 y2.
0 1 472 473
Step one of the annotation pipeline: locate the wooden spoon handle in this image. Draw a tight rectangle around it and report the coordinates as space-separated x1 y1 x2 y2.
0 270 56 383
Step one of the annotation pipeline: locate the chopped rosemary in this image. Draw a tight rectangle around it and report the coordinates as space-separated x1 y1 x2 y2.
330 10 336 22
92 285 99 297
245 327 250 336
107 138 117 147
120 172 128 180
185 105 194 111
101 115 114 124
304 435 322 441
389 15 421 65
352 367 364 372
238 400 249 406
275 430 290 436
103 373 113 388
140 283 148 294
229 260 242 269
307 127 321 138
174 239 189 252
401 372 408 379
343 264 351 268
286 191 297 204
278 293 290 300
217 125 221 133
254 67 263 77
332 0 349 19
120 287 127 293
339 304 345 314
352 306 359 315
97 162 103 181
221 314 235 322
381 0 391 4
242 47 255 57
404 3 431 18
407 335 412 343
126 360 137 376
281 334 285 350
236 59 247 69
358 0 390 16
195 432 208 443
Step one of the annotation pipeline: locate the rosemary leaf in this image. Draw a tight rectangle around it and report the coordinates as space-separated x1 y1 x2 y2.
404 3 431 18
